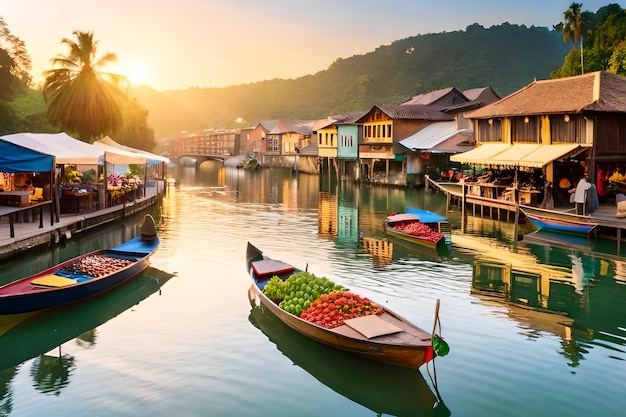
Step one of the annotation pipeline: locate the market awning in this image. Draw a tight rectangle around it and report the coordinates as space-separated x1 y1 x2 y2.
449 143 511 165
92 141 148 165
95 136 170 164
484 143 541 166
449 142 582 168
1 132 104 165
0 139 54 173
517 144 581 167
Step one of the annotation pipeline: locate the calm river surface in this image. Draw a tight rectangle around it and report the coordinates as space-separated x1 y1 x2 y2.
0 164 625 417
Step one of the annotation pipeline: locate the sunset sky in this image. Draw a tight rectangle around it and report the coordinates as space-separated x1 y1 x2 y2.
2 0 616 91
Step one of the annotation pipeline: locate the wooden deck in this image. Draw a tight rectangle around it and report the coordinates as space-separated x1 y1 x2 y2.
0 184 162 261
425 175 626 236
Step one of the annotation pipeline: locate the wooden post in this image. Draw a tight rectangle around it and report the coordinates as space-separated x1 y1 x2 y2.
431 299 441 339
513 203 520 249
461 183 466 230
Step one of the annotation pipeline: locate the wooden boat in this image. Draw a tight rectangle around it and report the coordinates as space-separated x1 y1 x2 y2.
238 154 260 170
246 242 445 369
385 208 450 252
520 206 597 235
0 214 160 315
248 302 449 417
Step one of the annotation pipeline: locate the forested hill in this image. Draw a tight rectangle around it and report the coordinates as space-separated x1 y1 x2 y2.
137 23 570 139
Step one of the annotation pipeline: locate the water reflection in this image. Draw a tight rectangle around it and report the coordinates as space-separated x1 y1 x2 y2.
248 301 449 417
465 230 626 368
0 267 173 410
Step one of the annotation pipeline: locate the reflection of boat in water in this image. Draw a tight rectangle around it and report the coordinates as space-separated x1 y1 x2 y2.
248 302 449 417
0 266 174 371
360 235 457 264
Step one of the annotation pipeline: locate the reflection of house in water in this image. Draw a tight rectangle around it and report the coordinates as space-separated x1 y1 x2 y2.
361 237 393 264
318 189 360 246
318 191 337 237
470 243 589 315
465 230 626 367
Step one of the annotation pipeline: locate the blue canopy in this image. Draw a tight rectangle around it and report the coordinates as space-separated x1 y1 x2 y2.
0 138 54 173
406 208 447 223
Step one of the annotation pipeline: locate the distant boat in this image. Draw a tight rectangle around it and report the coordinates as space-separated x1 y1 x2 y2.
385 208 450 252
238 154 260 170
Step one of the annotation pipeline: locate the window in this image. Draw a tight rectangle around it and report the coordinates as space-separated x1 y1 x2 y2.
267 135 281 154
550 114 586 143
477 119 502 142
511 116 540 142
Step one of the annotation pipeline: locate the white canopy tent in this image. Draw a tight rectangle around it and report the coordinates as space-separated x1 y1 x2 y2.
0 132 154 217
95 136 170 164
92 140 149 165
1 132 104 165
0 132 146 165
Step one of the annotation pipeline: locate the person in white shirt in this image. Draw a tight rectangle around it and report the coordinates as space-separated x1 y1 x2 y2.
573 173 592 215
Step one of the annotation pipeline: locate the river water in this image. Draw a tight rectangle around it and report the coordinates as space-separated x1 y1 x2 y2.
0 163 624 417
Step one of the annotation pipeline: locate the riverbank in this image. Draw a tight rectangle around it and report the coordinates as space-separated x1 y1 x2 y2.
0 183 163 261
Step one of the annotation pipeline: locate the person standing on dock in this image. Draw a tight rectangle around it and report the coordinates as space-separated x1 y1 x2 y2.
572 173 592 215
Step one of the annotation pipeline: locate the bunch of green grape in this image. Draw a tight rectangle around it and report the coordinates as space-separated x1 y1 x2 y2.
262 276 286 302
278 271 348 316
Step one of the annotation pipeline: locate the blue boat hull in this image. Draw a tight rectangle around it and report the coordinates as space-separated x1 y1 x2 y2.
525 213 595 235
0 215 159 315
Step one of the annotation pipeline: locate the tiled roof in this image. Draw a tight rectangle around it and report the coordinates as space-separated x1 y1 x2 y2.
402 87 459 105
298 143 318 155
256 120 278 132
376 104 454 121
331 111 367 125
465 71 626 119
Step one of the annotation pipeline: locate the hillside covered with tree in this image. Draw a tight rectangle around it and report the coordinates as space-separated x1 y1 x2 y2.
142 22 570 138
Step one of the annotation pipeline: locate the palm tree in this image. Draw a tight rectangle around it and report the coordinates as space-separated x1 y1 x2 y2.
555 2 585 73
43 31 127 143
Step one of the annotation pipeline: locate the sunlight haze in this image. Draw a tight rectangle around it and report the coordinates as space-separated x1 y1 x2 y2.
2 0 614 91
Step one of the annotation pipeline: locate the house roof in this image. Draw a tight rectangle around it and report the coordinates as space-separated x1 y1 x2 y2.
268 119 314 135
357 105 454 123
331 111 367 125
462 86 500 103
256 120 278 132
298 143 318 156
465 71 626 119
402 87 466 106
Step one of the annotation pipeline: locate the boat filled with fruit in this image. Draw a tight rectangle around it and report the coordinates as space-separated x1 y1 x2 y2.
246 242 449 369
0 214 160 315
385 208 450 252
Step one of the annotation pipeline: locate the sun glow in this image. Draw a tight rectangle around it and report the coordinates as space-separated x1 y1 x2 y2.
127 62 151 86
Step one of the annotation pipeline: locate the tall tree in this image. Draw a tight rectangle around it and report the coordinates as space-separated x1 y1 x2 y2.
43 31 127 142
555 2 585 73
0 16 31 100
